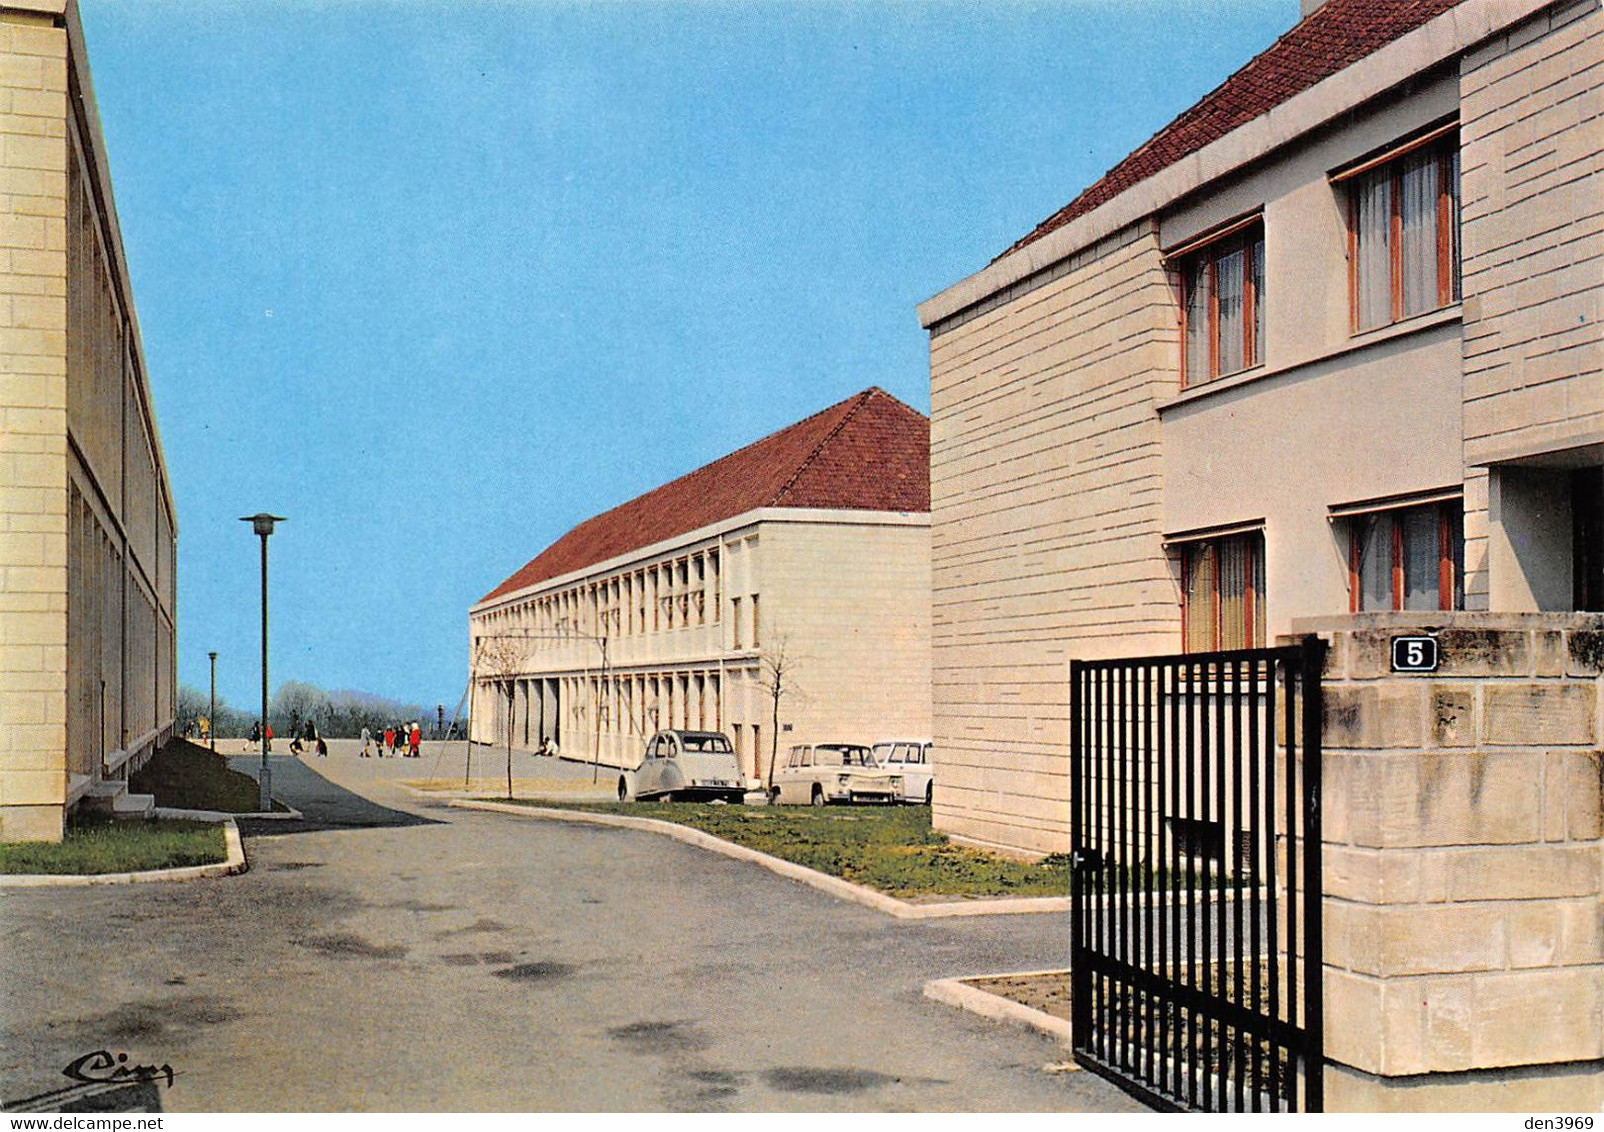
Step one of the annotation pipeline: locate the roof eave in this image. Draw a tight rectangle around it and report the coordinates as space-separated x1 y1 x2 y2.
917 0 1548 331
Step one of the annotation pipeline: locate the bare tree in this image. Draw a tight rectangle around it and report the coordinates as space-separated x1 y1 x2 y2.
175 684 207 737
757 632 802 794
475 635 528 800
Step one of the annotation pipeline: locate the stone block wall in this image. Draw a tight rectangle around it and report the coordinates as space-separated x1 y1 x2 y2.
926 222 1179 857
0 6 69 842
0 1 177 841
1459 0 1604 607
1292 613 1604 1109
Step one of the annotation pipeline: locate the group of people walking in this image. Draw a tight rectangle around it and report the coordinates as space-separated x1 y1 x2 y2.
359 722 422 758
289 719 329 757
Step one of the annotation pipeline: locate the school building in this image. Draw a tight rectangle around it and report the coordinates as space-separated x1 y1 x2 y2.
469 387 931 780
0 0 178 841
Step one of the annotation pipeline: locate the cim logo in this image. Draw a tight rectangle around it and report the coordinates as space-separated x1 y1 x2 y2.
1390 635 1440 673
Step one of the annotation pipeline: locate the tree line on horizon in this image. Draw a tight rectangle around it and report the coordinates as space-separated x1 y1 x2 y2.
175 679 464 740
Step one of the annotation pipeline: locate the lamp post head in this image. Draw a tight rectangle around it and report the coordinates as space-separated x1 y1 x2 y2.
240 513 287 538
208 651 217 662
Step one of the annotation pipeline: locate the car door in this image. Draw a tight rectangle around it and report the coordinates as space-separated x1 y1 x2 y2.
639 733 665 796
662 733 686 792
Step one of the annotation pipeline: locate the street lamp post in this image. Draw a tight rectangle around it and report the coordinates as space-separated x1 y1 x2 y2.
208 651 218 753
240 513 286 812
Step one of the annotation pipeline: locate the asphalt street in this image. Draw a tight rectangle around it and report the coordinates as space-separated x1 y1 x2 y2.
0 741 1141 1112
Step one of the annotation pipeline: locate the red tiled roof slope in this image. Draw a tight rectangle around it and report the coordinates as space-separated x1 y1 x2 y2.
1001 0 1465 260
480 388 929 603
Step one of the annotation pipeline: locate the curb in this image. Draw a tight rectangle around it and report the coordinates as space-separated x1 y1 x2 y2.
450 799 1069 921
923 969 1074 1052
0 818 249 888
158 804 303 821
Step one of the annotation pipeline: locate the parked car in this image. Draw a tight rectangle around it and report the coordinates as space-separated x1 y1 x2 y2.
770 742 903 806
871 739 934 804
618 730 748 804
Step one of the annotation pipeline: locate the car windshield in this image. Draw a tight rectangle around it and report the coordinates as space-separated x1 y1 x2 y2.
820 745 872 767
678 733 732 753
871 744 893 764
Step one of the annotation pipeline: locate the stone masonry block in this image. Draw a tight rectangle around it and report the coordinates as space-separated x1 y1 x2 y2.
1431 685 1477 747
1377 752 1543 848
1568 630 1604 676
1437 629 1534 677
1324 684 1425 750
0 804 63 843
1324 967 1384 1071
1375 904 1509 977
0 768 63 806
1471 968 1604 1066
1422 975 1476 1072
1535 631 1566 676
1506 903 1563 969
1483 684 1597 746
1445 844 1601 901
1559 898 1604 965
1323 750 1383 845
1566 751 1602 839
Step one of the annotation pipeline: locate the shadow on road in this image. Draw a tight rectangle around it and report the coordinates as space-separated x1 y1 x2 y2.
226 755 441 837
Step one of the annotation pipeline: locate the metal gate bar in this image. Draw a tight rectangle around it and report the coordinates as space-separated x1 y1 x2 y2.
1070 637 1325 1112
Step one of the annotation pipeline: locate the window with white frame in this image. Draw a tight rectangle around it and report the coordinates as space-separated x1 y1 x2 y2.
1341 125 1460 332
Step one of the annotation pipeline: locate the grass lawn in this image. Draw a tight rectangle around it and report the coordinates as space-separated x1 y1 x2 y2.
129 737 275 812
0 812 225 875
499 801 1071 899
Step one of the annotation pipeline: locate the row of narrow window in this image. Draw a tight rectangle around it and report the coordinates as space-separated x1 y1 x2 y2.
1180 501 1464 653
1179 133 1461 389
482 549 731 643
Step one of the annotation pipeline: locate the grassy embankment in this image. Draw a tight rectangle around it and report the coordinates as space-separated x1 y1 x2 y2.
0 738 253 874
498 800 1072 899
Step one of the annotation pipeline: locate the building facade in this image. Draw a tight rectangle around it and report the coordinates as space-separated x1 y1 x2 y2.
469 388 931 779
918 0 1602 857
0 0 178 841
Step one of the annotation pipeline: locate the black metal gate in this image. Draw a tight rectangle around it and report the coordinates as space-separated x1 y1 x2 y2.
1069 637 1325 1112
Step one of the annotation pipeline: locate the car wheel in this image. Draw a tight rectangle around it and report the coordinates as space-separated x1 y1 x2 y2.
811 786 825 807
925 781 933 806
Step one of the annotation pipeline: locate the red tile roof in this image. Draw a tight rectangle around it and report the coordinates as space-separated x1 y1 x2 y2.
1001 0 1464 260
480 388 929 603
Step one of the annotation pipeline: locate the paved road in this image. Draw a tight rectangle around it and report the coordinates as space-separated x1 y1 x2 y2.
0 742 1141 1112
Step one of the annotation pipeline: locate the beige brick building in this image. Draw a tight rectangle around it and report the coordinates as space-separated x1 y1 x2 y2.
0 0 177 841
918 0 1602 859
469 388 930 781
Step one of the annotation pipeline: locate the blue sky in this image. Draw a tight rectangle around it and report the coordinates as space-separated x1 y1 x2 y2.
78 0 1292 711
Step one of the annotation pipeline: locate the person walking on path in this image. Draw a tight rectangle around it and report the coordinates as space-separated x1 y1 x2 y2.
247 721 261 753
382 726 394 757
408 722 421 758
360 726 373 757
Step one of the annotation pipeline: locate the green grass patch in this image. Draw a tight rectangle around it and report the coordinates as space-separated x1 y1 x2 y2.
130 737 273 812
496 801 1071 899
0 812 226 875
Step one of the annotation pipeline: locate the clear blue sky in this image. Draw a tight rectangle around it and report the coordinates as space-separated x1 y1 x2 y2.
78 0 1292 712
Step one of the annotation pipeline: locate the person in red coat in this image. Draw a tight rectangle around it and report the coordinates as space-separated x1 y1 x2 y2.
382 726 395 757
408 723 421 758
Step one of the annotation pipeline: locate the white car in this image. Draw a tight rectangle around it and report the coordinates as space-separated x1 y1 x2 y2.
871 739 934 804
618 730 749 804
770 742 903 806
